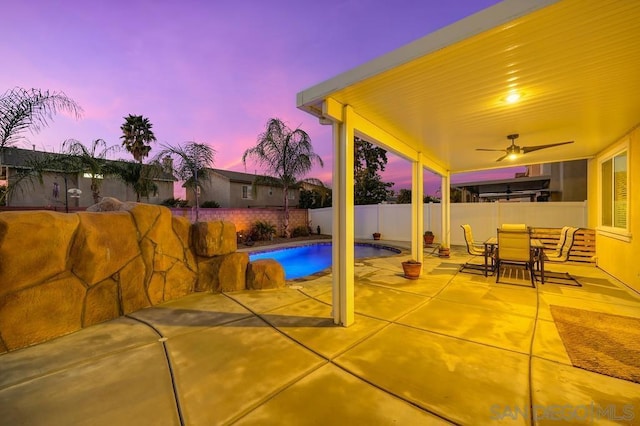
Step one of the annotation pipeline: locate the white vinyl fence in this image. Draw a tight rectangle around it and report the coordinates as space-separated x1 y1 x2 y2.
309 202 587 246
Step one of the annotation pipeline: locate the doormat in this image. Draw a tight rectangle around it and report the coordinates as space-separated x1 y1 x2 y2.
550 305 640 383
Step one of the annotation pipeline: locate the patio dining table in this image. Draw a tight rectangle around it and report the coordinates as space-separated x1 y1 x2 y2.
483 237 545 284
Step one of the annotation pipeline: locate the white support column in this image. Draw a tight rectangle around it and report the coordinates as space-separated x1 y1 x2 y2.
441 173 451 249
411 157 424 265
332 106 355 326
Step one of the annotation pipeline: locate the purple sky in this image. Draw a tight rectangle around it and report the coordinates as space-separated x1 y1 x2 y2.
2 0 523 197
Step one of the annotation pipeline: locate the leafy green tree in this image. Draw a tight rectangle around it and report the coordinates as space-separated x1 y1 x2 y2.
396 189 412 204
299 187 332 209
354 137 394 205
243 118 323 237
62 138 118 203
396 189 442 204
120 114 156 163
156 142 215 221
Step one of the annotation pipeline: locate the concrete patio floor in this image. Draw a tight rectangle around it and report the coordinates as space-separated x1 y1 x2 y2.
1 242 639 425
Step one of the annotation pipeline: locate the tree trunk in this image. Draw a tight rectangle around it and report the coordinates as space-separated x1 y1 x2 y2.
91 180 100 204
283 186 290 238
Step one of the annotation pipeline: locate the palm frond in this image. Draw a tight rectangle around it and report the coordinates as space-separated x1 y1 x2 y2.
0 87 83 148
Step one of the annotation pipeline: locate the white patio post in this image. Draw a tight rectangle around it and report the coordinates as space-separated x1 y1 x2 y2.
441 173 451 248
411 156 424 266
332 105 355 326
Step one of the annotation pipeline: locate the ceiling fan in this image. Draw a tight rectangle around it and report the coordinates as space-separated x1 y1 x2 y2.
476 134 574 162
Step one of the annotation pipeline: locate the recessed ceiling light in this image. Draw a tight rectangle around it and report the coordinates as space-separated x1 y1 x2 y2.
505 92 521 103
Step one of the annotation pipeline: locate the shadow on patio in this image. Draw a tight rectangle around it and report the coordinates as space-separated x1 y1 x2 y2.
1 244 639 425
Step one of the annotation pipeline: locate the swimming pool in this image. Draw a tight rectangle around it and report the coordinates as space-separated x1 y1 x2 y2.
248 243 401 280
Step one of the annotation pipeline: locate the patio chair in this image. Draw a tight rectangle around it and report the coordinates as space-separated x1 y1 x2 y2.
459 224 490 274
501 223 527 230
540 227 581 286
545 226 571 258
495 228 538 286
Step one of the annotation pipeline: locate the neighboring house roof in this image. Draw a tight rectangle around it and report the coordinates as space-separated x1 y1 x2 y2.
1 147 175 181
210 168 300 188
211 168 258 184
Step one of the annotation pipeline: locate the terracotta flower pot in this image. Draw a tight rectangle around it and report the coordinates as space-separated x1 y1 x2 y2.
373 233 381 240
402 261 422 280
438 247 450 258
424 233 434 245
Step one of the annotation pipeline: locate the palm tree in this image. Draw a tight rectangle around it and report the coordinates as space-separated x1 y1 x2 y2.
0 87 82 181
120 114 156 163
156 142 215 221
108 160 161 202
242 118 323 238
62 138 119 203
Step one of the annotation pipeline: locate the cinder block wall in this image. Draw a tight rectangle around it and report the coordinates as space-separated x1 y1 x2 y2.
171 207 309 235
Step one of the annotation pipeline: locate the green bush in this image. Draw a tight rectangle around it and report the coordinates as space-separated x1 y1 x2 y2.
200 200 220 208
161 197 188 207
252 220 277 241
291 225 310 237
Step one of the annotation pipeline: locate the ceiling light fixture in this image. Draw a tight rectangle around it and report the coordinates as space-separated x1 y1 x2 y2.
505 92 521 103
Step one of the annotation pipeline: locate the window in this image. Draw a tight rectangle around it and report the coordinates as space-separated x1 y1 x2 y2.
242 185 252 199
83 172 103 179
599 143 629 240
288 191 296 200
268 187 273 196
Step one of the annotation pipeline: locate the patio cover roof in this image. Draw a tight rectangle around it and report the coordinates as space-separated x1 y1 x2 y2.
297 0 640 174
295 0 640 326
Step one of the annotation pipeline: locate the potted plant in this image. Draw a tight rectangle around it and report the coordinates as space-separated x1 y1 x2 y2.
423 230 435 245
401 259 422 279
373 232 381 240
438 245 450 258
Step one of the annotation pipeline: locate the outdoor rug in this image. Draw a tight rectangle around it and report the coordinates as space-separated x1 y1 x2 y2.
550 305 640 383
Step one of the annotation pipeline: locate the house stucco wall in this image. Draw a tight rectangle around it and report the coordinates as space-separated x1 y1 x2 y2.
589 126 640 291
195 172 231 207
227 181 297 208
6 170 173 207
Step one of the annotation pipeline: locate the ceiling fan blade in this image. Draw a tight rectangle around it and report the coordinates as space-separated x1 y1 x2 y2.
476 148 506 152
522 141 574 154
496 154 508 162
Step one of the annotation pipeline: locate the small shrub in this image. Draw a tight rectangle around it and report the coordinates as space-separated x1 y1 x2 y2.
252 220 276 241
291 225 310 237
161 197 188 207
200 200 220 208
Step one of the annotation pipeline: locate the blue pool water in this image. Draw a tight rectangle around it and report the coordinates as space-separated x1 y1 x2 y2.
249 243 400 280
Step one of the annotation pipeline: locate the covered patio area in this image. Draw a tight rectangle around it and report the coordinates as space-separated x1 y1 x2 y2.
296 0 640 325
2 244 638 424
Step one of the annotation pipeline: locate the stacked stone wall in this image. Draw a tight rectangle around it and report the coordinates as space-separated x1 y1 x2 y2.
0 200 285 353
